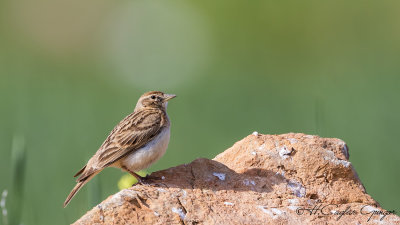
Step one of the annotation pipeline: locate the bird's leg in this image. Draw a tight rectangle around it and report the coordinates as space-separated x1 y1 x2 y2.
122 166 147 185
130 171 144 183
141 173 151 180
136 173 152 184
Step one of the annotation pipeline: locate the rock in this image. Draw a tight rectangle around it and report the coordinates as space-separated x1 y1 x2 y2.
73 133 399 225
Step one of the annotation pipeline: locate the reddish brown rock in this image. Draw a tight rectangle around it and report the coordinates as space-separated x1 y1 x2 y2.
73 133 399 225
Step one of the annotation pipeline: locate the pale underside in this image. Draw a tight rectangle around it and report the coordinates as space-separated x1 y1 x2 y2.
114 126 171 172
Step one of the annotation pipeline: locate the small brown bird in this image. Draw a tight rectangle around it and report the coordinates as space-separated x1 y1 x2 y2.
64 91 176 207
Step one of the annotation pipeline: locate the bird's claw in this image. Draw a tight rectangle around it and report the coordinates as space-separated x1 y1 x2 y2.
132 175 151 186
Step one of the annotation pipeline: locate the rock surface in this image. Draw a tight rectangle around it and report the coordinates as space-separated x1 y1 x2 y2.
73 133 399 225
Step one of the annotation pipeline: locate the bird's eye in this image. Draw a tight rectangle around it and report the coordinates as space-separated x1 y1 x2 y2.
151 95 156 99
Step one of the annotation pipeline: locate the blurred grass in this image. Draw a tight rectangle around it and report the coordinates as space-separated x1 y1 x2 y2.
1 190 9 225
9 135 26 225
1 135 27 225
0 0 399 224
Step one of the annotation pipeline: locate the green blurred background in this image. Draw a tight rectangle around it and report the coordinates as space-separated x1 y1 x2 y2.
1 0 399 224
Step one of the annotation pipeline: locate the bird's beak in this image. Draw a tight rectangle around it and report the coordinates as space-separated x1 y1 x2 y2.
163 94 177 102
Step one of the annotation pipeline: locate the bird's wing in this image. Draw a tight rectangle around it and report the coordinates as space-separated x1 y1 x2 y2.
76 109 165 182
97 110 165 167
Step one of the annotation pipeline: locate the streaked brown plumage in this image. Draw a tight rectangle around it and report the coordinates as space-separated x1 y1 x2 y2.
64 91 176 207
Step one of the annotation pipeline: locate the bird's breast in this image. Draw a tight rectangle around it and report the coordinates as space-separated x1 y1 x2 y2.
122 127 170 171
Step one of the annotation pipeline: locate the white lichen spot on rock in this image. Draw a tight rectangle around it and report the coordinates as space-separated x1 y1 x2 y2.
287 206 298 211
224 202 234 206
362 205 379 213
213 172 226 181
243 179 256 186
181 189 187 197
258 144 265 150
287 199 299 205
276 171 285 176
257 206 272 216
106 189 138 207
252 131 259 136
307 199 317 205
271 208 283 215
324 150 351 167
153 211 160 217
172 207 186 220
251 151 257 156
288 138 298 144
287 180 306 198
257 206 284 219
338 141 350 159
157 188 166 193
279 146 292 159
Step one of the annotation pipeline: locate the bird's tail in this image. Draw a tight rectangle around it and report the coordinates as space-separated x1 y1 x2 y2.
63 173 95 207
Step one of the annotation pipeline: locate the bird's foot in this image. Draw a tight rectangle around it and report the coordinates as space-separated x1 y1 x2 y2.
133 175 152 186
140 174 152 184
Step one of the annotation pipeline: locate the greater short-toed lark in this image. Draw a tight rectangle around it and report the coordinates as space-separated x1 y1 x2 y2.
64 91 176 207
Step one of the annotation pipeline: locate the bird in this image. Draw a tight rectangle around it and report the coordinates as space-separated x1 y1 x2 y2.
63 91 176 207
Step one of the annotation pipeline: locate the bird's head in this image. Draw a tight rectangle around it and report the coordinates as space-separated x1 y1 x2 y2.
135 91 176 110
